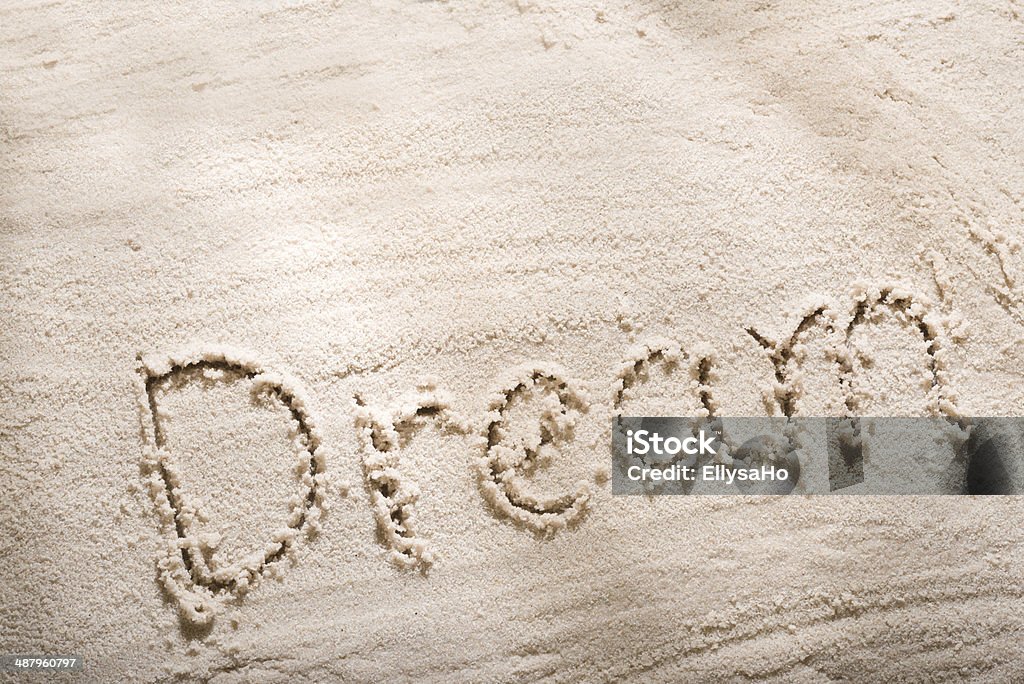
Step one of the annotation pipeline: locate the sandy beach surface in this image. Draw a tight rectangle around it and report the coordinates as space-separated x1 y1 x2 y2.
2 1 1024 681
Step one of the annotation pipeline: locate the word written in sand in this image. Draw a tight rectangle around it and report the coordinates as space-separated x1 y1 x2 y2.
136 282 959 624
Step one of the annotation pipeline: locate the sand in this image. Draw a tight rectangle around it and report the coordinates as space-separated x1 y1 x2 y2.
2 1 1024 681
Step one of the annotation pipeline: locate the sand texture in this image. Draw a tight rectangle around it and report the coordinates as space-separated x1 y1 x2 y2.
2 1 1024 681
